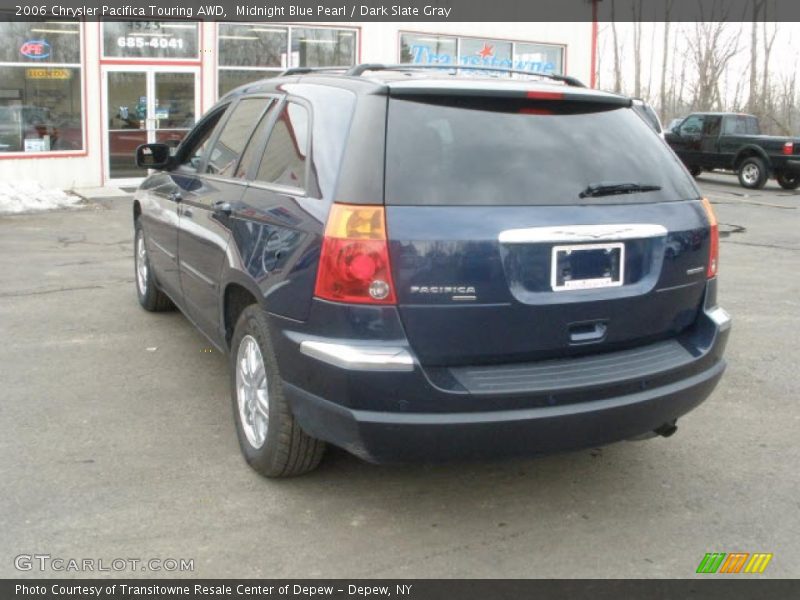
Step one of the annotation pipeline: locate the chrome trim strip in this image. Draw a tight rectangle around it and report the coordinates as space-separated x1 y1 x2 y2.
706 306 732 331
299 341 415 372
149 238 175 260
179 260 215 287
499 224 668 244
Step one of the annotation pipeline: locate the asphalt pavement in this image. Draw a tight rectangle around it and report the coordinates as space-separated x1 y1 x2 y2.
1 173 798 578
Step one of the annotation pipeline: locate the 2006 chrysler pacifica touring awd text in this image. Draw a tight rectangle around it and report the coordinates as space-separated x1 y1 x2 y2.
132 64 730 477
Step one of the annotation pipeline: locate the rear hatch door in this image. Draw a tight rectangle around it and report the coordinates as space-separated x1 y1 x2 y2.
384 84 712 366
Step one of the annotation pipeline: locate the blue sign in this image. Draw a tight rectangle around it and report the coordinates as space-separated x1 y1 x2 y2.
20 40 51 60
409 44 556 75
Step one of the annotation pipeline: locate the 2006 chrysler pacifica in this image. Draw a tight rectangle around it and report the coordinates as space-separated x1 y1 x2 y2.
132 64 730 477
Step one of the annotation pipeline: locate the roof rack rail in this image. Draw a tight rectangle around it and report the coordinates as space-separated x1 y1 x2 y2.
344 63 585 87
280 66 349 76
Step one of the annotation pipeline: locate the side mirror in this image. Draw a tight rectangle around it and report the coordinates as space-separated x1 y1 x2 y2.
135 143 173 170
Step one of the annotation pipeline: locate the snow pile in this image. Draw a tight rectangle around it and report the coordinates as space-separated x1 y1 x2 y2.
0 181 82 215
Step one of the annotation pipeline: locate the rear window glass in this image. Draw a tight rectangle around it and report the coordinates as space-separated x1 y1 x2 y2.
385 97 697 206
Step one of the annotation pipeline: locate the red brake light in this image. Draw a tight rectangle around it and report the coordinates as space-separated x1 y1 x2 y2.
314 204 396 304
526 91 564 100
783 141 794 155
701 197 719 278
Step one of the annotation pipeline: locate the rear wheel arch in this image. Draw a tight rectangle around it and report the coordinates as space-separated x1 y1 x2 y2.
733 146 771 171
222 280 263 349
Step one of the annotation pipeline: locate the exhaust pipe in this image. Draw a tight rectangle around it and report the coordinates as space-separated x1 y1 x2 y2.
628 420 678 441
654 421 678 438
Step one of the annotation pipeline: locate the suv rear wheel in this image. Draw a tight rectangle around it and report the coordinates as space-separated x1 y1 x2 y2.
776 171 800 190
230 305 326 477
134 219 174 312
737 157 768 189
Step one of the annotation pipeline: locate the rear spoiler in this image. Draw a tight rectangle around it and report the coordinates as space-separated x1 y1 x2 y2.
387 83 633 107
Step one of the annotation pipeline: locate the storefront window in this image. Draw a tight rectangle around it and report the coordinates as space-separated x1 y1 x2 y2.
292 28 355 68
218 24 288 68
103 22 199 60
515 42 563 75
0 22 83 153
399 32 564 76
459 38 513 67
217 25 357 97
400 34 457 64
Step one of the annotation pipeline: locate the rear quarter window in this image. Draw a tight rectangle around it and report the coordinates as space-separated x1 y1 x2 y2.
255 101 309 190
385 97 697 206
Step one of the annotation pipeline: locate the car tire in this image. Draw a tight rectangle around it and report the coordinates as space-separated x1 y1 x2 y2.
775 172 800 190
737 157 768 189
134 219 175 312
230 305 326 477
689 166 703 178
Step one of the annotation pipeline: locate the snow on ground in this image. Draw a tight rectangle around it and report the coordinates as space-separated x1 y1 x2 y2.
0 181 82 215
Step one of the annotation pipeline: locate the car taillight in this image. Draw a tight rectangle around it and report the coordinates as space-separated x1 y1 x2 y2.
314 203 396 304
701 197 719 278
783 141 794 155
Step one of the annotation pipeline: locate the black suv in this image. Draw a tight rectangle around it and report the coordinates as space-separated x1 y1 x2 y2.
133 65 730 477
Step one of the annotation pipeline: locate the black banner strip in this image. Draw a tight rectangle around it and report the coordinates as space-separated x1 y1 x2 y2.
2 0 800 23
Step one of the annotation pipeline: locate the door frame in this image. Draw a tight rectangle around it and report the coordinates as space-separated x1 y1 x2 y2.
101 64 201 186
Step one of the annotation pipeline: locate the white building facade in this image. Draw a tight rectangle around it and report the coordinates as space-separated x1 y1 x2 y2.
0 21 594 189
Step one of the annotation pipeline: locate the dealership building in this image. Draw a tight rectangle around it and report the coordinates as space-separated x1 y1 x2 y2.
0 21 595 189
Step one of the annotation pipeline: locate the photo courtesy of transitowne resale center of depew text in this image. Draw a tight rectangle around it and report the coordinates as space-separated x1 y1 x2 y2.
1 0 799 599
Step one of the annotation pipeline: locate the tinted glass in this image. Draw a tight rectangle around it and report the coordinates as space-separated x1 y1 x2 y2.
723 115 760 135
177 108 227 172
385 98 697 206
680 115 704 136
206 99 271 177
233 101 277 179
256 102 309 189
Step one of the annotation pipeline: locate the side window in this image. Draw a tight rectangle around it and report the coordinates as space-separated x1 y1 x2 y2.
233 101 278 179
703 116 722 137
255 102 310 190
176 107 227 172
680 115 704 136
205 98 272 177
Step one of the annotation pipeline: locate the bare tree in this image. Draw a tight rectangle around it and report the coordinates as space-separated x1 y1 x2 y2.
685 1 742 111
660 0 675 120
760 13 778 117
610 0 622 94
748 0 765 113
632 0 643 97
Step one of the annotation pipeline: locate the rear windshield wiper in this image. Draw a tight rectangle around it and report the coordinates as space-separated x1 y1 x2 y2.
579 182 662 198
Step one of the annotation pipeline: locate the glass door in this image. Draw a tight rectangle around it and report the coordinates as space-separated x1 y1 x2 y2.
103 66 199 183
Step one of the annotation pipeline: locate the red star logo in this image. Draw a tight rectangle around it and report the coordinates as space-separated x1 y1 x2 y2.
477 43 494 59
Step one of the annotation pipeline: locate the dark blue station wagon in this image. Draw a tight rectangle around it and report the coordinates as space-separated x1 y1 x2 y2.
132 65 730 477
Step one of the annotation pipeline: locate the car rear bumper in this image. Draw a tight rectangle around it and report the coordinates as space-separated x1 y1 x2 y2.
274 291 730 464
285 358 725 463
